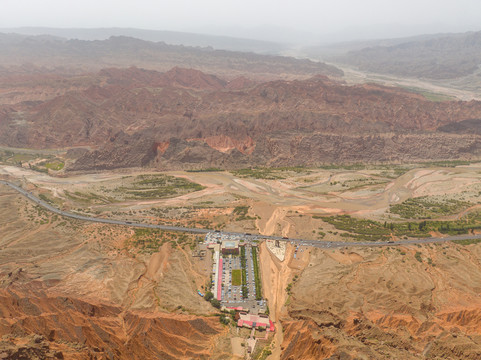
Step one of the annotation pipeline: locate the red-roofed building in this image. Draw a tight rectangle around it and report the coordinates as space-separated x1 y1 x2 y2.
226 306 244 311
237 312 274 332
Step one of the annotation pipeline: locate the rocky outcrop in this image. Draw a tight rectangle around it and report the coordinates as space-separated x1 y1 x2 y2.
0 334 64 360
69 131 158 171
70 132 481 171
2 67 481 169
197 135 255 155
100 66 228 90
280 245 481 359
0 288 222 360
438 118 481 135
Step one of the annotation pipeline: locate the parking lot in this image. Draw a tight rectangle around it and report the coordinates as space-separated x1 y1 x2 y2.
219 244 266 314
221 255 240 302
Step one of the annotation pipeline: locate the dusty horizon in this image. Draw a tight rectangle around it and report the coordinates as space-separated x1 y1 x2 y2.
2 0 481 43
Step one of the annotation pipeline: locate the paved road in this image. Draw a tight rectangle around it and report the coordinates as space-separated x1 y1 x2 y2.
0 179 210 234
2 179 481 248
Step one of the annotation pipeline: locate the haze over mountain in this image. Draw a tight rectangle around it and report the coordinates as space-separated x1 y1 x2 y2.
0 27 287 54
330 30 481 80
0 33 340 79
2 0 481 45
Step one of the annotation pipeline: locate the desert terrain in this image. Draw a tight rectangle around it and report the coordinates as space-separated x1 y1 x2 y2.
2 25 481 360
0 178 238 359
279 242 481 359
2 160 481 236
2 158 481 358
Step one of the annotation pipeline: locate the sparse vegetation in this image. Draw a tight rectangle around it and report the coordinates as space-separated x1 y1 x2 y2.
125 228 195 254
186 167 223 172
419 160 476 167
42 160 65 171
62 174 206 207
401 86 455 102
117 174 205 199
233 205 249 216
232 166 308 180
233 205 255 221
219 313 230 325
453 238 481 246
204 291 214 302
211 298 221 309
240 246 248 297
390 196 472 219
0 150 41 165
317 211 481 241
255 345 273 360
321 215 392 241
251 246 262 300
204 291 222 309
64 190 115 205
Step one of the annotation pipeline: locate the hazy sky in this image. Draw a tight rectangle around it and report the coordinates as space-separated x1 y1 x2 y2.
1 0 481 42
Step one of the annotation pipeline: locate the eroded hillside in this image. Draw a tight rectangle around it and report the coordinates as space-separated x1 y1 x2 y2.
1 67 481 170
0 183 229 359
279 244 481 359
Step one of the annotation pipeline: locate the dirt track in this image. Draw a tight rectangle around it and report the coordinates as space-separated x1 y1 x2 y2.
259 241 311 359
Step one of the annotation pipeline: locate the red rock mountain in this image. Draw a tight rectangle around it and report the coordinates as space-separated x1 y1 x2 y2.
0 286 222 359
1 67 481 169
100 66 228 90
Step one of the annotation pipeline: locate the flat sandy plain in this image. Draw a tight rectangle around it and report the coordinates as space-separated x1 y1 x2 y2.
2 162 481 240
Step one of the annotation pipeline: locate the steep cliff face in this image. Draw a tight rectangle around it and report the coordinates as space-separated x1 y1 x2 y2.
0 287 222 360
70 131 481 171
70 131 159 171
195 135 256 155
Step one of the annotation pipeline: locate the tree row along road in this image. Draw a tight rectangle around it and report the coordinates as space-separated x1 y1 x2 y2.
2 179 481 249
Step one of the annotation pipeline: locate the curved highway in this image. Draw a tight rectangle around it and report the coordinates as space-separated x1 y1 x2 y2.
2 179 481 249
0 179 211 235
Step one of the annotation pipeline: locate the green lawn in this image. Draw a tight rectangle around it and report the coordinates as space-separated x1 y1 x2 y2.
231 269 242 286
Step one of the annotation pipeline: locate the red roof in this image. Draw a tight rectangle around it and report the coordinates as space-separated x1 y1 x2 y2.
237 316 274 332
239 320 254 327
269 320 275 332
